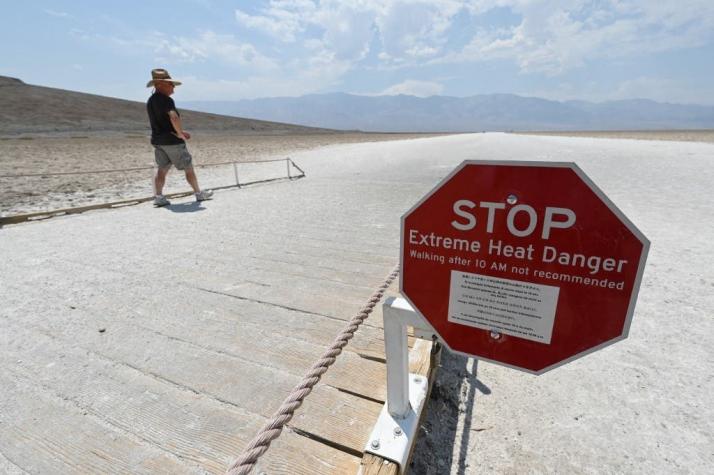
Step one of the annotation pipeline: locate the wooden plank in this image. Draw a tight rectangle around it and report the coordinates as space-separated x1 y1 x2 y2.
0 371 198 474
409 339 437 377
2 259 413 362
1 305 383 454
4 275 389 398
40 219 397 277
358 454 399 475
3 247 393 357
2 208 398 328
1 322 360 474
12 247 391 329
11 211 397 267
0 196 154 225
1 259 393 359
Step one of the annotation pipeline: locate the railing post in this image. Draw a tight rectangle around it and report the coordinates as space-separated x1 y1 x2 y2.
286 158 292 180
233 162 241 188
384 308 411 418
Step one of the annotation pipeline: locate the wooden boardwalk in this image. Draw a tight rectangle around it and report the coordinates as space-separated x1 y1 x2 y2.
1 148 438 473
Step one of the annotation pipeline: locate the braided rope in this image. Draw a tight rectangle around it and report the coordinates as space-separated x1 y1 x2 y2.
225 264 400 475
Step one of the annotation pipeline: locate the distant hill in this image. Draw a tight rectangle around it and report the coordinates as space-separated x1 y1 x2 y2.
0 76 331 136
184 92 714 132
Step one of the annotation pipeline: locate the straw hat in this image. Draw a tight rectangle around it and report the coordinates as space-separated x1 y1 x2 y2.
146 68 182 88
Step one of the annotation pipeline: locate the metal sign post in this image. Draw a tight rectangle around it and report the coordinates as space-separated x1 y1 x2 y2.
363 297 436 472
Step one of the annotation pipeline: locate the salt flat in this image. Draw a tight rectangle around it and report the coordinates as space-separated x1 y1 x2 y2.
1 133 712 474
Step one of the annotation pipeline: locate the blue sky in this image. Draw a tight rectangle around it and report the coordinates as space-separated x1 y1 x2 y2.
1 1 713 104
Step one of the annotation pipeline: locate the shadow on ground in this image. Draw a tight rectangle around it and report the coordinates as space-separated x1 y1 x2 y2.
166 202 205 213
410 349 490 474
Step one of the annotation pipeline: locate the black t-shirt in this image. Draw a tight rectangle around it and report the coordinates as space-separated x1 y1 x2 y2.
147 92 184 145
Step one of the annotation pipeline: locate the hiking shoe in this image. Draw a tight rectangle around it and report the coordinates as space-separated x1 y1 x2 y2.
195 189 214 202
153 195 170 207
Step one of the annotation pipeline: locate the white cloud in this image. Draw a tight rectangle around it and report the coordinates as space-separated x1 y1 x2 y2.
376 0 463 61
316 6 376 61
235 1 470 65
235 0 316 41
44 9 72 18
438 0 714 75
152 31 279 71
235 10 302 42
177 60 351 100
377 79 444 97
229 1 704 79
69 29 92 41
176 76 295 100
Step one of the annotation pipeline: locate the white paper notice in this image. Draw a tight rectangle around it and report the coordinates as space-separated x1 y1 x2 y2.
448 271 560 344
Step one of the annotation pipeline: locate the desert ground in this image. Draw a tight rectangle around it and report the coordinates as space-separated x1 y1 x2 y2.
0 133 441 216
519 129 714 143
2 130 712 218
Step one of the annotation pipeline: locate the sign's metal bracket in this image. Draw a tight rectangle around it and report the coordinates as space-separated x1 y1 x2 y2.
363 297 436 473
383 296 437 341
363 373 428 470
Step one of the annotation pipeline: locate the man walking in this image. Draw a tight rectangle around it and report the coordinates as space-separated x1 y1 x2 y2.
146 68 213 207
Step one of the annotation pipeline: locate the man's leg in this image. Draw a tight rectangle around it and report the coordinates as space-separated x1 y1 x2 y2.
153 146 172 197
177 147 212 201
154 166 171 195
184 167 201 193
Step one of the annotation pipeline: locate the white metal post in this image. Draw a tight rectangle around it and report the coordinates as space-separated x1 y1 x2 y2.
363 297 437 471
384 307 411 418
286 158 291 179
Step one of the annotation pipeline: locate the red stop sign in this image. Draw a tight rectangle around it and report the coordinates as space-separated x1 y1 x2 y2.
401 161 649 374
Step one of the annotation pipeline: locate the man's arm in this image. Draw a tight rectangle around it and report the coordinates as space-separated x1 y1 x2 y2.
168 110 190 140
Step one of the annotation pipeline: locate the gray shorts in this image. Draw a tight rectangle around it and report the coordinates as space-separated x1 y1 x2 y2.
154 143 193 170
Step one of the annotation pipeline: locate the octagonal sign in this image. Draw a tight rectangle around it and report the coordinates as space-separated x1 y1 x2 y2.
401 161 649 374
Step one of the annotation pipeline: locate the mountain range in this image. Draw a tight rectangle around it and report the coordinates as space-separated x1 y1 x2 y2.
2 75 712 135
184 93 714 133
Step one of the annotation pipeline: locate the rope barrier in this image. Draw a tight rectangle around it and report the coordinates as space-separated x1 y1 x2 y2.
0 157 294 178
225 265 400 475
